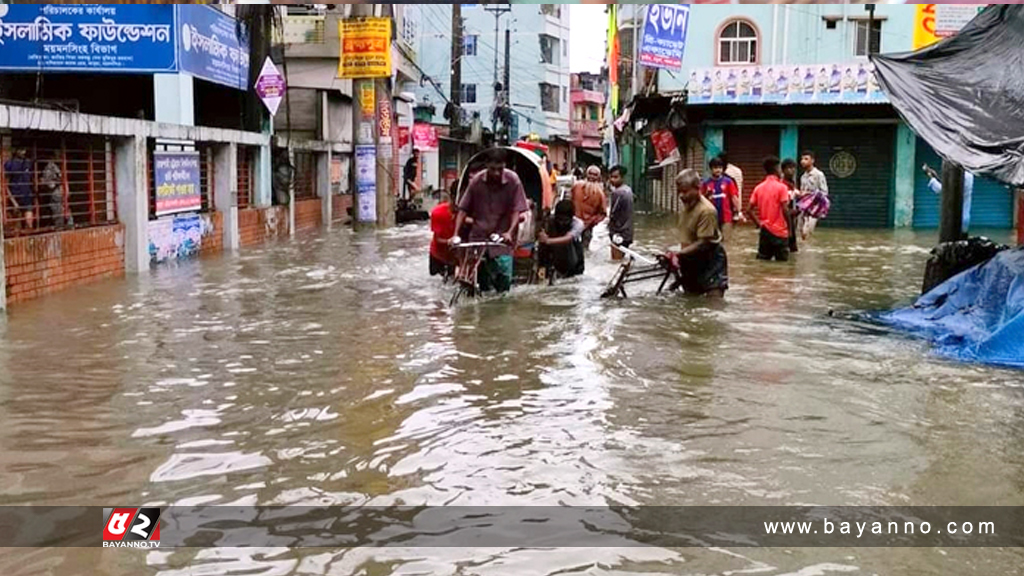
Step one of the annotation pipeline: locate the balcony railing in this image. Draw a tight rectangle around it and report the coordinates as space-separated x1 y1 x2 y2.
572 120 602 139
570 89 605 105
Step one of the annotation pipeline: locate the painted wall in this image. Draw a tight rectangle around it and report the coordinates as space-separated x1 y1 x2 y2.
414 4 571 140
658 4 916 92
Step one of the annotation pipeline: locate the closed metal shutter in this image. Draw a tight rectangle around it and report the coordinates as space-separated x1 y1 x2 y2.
723 126 780 211
913 138 1013 229
799 126 894 228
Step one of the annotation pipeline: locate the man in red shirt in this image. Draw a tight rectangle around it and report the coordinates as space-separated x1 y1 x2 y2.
746 156 792 262
429 191 457 278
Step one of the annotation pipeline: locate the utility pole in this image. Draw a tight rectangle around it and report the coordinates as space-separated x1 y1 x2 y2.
502 26 511 144
484 3 511 136
940 161 966 243
349 3 393 227
866 4 876 55
450 3 462 132
633 4 642 98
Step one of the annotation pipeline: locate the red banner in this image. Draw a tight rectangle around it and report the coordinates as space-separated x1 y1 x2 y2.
413 123 439 151
650 130 679 163
398 126 411 149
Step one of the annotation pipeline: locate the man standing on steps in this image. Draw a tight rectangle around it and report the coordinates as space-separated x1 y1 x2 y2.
453 148 529 294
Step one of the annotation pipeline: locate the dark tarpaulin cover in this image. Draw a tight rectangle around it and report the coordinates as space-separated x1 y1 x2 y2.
870 5 1024 187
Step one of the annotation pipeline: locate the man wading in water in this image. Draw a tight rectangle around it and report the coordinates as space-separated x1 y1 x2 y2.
453 148 529 294
662 169 729 298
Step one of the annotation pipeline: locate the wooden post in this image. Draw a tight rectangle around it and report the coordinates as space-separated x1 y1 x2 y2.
939 160 964 243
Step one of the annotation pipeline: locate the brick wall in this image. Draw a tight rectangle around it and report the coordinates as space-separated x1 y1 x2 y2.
199 211 224 257
238 206 289 248
294 198 322 233
5 225 125 305
332 194 353 223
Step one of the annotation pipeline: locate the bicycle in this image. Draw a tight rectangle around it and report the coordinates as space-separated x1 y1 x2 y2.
449 235 507 307
601 236 681 299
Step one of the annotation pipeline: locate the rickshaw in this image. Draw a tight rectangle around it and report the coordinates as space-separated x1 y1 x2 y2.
448 144 555 305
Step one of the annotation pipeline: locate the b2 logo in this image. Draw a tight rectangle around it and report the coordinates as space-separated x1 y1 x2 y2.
103 508 160 544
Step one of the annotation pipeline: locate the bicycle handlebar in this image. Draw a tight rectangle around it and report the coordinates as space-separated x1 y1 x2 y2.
453 242 506 250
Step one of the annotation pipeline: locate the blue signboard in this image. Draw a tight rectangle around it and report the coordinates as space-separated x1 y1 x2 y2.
153 151 202 217
177 5 249 90
0 4 176 72
638 4 690 71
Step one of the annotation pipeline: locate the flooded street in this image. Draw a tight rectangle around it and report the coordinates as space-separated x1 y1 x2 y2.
1 217 1023 575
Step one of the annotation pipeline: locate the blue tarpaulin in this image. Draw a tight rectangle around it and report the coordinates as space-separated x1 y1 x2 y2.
875 248 1024 369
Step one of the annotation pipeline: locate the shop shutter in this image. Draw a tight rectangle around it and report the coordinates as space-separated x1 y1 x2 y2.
798 125 894 228
723 126 780 211
913 138 1013 229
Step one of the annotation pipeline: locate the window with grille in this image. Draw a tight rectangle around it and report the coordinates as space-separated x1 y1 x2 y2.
460 83 477 104
540 4 560 18
292 151 317 201
463 35 478 57
854 20 882 57
540 83 559 113
237 146 254 209
539 34 558 66
1 134 117 237
718 20 758 64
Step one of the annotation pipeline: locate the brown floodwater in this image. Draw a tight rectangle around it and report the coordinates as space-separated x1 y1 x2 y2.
0 217 1022 575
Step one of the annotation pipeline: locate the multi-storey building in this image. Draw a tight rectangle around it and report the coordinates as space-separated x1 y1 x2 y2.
412 3 572 190
646 3 1015 230
570 72 607 167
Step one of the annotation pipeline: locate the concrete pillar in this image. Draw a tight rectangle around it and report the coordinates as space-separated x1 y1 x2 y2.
319 150 332 230
116 136 150 274
153 74 195 126
779 124 799 163
288 147 296 238
254 144 272 208
703 126 724 172
893 122 916 228
214 143 240 251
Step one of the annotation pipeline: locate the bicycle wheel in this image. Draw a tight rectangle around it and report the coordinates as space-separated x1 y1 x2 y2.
601 262 628 298
450 283 474 307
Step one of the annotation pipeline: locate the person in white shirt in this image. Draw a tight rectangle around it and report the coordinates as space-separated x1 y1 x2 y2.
923 163 973 238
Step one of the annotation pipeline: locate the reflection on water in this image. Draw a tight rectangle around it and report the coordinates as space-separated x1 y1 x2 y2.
0 219 1022 575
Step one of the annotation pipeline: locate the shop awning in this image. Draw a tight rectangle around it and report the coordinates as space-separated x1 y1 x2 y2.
871 5 1024 186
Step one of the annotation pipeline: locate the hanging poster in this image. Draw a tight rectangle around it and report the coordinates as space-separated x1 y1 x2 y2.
686 63 887 105
338 17 391 79
153 151 202 216
254 57 285 116
638 4 690 71
412 123 439 151
355 144 376 222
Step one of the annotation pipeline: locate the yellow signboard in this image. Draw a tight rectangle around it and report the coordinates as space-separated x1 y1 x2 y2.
914 4 986 50
338 17 392 79
913 4 940 50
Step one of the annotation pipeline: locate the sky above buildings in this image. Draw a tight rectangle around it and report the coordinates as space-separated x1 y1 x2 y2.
569 4 608 74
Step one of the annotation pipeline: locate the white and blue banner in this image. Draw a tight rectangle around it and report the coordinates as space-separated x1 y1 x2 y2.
0 4 176 73
0 4 248 90
638 4 690 71
177 5 249 90
686 63 890 106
